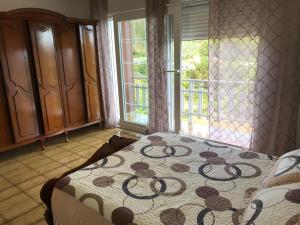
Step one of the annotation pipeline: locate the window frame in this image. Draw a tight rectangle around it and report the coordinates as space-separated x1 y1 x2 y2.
113 10 148 134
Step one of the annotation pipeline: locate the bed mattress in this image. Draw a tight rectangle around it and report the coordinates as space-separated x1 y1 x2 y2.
52 133 276 225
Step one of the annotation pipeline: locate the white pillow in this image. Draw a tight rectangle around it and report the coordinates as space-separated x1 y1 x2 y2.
241 182 300 225
263 149 300 187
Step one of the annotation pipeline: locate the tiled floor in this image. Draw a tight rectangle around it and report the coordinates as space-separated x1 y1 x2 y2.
0 127 142 225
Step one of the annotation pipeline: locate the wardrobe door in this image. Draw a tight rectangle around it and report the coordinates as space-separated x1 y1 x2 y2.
0 72 13 149
55 23 86 128
79 25 103 123
0 19 39 143
28 21 64 135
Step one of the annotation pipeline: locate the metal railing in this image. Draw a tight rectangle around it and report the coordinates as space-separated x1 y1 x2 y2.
124 76 149 111
124 77 254 123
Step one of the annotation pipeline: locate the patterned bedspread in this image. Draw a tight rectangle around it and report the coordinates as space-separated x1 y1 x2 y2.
56 133 276 225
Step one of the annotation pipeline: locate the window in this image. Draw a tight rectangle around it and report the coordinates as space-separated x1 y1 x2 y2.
114 15 149 132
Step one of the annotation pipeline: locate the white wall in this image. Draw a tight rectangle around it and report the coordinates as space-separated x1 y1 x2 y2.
0 0 90 18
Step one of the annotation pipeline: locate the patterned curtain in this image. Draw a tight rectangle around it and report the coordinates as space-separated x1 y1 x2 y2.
208 0 300 155
95 0 118 128
251 0 300 155
146 0 169 133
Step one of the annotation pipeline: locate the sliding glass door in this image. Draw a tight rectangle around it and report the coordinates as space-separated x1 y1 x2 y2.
113 9 181 134
112 3 206 136
167 5 181 133
180 1 209 137
114 12 148 133
167 1 209 137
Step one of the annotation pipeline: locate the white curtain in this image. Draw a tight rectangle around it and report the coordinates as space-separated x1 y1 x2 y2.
95 0 119 128
208 0 300 155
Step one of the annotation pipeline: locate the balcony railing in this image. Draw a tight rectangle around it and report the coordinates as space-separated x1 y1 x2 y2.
124 77 254 125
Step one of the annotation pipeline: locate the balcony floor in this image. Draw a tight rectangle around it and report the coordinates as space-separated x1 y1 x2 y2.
181 119 251 148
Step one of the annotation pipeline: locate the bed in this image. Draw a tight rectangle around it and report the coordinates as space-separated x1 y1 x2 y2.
41 133 300 225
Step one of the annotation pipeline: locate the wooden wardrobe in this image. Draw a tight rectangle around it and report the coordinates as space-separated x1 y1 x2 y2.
0 9 104 152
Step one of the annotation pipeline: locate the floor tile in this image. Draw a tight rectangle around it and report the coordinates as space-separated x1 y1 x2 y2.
65 157 88 169
0 158 17 167
17 176 48 191
0 162 25 175
35 162 62 174
25 184 44 203
76 147 98 157
27 158 57 170
0 177 12 192
20 155 51 168
0 193 39 220
9 206 45 225
9 170 40 185
66 144 90 153
40 148 65 158
43 166 70 179
48 152 81 164
57 141 82 150
0 186 21 201
0 127 141 225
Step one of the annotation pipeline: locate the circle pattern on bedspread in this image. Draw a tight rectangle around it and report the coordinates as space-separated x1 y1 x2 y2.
224 163 262 178
81 154 125 170
199 151 218 158
207 156 226 165
140 145 176 158
239 151 259 159
111 207 135 225
147 135 163 141
163 145 192 157
198 163 242 181
79 193 104 215
205 196 232 211
55 176 71 189
150 177 186 196
170 163 190 173
93 176 114 187
122 144 135 151
56 134 277 225
135 169 156 178
122 176 167 199
131 162 150 171
285 189 300 204
180 136 196 143
160 208 186 225
195 186 219 199
286 214 300 225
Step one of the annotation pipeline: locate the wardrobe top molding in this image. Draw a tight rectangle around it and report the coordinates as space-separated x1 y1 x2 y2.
0 8 98 24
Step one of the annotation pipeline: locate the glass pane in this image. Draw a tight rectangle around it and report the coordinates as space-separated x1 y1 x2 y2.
118 18 148 125
181 40 209 137
167 15 175 131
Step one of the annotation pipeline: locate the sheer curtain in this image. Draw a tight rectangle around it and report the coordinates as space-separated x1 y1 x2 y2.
95 0 118 128
251 0 300 155
146 0 169 133
208 0 300 155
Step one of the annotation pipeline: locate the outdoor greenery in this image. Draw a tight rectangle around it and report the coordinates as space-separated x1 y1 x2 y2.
182 40 209 80
181 40 209 116
123 19 259 127
126 19 210 122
